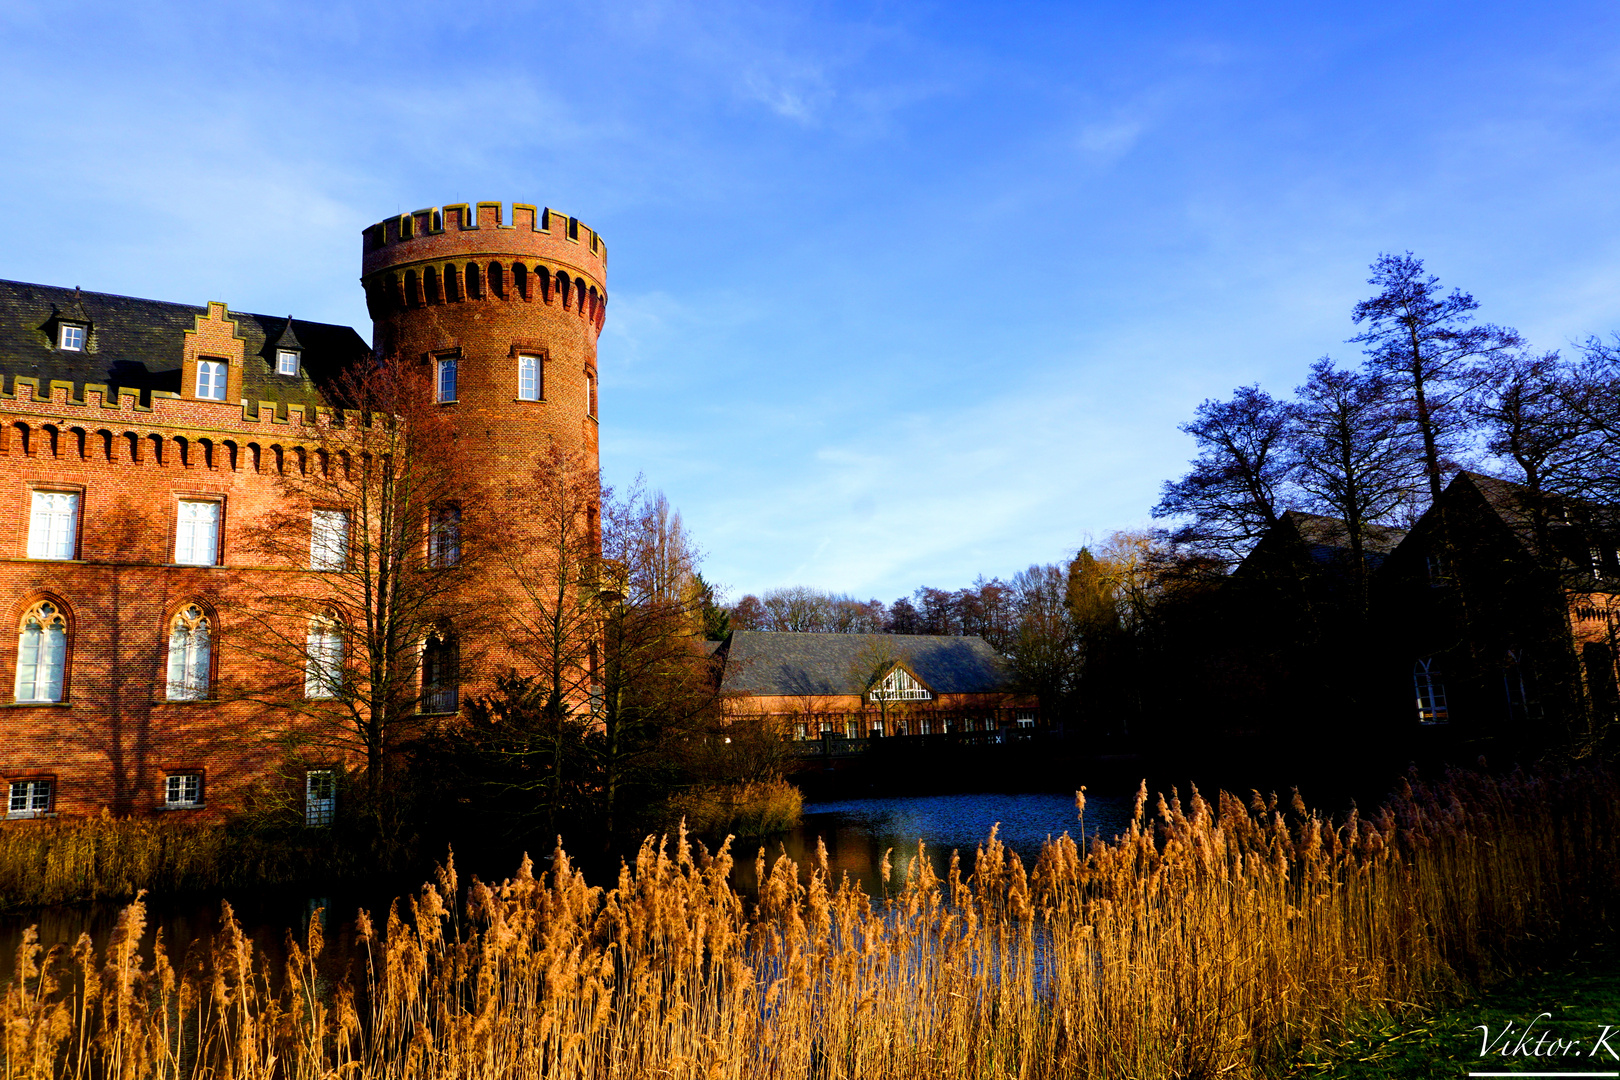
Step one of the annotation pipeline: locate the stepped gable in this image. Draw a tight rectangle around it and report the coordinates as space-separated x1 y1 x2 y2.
0 279 369 408
720 631 1012 697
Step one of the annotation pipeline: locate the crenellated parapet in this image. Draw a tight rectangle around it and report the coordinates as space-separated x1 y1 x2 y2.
0 375 392 476
361 202 607 330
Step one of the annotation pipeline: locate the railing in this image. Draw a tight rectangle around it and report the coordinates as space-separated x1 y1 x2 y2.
790 728 1050 757
422 685 459 714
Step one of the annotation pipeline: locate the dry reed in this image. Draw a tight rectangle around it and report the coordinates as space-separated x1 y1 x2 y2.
664 779 804 838
0 814 321 909
3 764 1616 1080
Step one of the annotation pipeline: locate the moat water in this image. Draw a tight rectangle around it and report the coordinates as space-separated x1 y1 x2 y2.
0 790 1135 985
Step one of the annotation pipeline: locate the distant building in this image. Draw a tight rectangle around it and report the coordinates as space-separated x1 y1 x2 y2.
716 630 1039 739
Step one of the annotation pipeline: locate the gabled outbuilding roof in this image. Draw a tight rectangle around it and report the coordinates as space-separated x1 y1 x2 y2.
0 279 369 409
719 631 1013 697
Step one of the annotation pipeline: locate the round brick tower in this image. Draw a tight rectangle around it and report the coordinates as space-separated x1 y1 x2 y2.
360 201 606 477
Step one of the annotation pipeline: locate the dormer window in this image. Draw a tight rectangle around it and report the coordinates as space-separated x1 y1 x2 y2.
197 359 227 401
58 324 85 351
277 349 300 376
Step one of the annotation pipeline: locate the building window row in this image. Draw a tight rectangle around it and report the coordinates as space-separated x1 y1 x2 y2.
4 772 204 819
431 352 592 412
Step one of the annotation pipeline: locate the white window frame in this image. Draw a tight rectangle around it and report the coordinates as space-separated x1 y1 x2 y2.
197 359 228 401
585 372 594 416
437 356 457 403
868 667 932 702
310 509 349 571
27 490 79 560
518 355 541 401
276 349 300 376
174 499 222 565
7 779 52 819
1414 658 1449 724
1015 709 1036 728
166 605 211 701
305 620 343 699
305 770 336 826
164 773 203 809
15 601 67 703
57 324 85 351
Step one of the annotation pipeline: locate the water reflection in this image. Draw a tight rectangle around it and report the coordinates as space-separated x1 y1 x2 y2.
1 791 1134 982
730 791 1133 898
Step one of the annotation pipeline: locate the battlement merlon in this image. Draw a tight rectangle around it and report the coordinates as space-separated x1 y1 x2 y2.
361 202 606 285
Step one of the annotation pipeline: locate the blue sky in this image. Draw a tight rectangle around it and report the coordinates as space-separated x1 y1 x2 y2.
5 1 1620 603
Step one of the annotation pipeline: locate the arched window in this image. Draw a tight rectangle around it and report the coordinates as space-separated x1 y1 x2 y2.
166 605 211 700
306 616 343 700
421 627 458 714
15 601 67 703
1414 657 1448 723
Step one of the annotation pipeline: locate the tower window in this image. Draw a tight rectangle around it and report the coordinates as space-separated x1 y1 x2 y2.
305 619 344 699
429 505 460 567
585 373 595 417
277 350 300 376
58 325 85 351
437 356 457 402
197 359 227 401
305 770 336 826
518 355 541 401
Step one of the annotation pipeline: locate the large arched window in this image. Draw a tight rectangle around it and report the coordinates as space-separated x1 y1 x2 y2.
421 627 458 714
1414 657 1448 723
306 616 344 700
16 601 67 703
166 605 211 700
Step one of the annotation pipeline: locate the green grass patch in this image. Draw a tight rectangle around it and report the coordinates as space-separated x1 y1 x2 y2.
1294 937 1620 1078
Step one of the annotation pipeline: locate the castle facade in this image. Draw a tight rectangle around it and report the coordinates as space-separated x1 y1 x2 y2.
0 201 606 822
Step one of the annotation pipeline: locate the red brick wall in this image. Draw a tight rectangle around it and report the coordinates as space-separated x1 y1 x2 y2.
0 201 609 820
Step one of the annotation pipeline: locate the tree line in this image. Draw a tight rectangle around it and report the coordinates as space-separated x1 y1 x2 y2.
724 253 1620 757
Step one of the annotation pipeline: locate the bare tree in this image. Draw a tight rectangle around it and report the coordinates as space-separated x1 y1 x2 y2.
234 359 485 817
596 482 716 838
1351 252 1522 506
1154 385 1295 565
1287 359 1424 613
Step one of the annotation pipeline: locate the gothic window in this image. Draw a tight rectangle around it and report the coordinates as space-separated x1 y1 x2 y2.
166 605 211 701
429 505 461 567
15 601 68 703
175 499 221 565
1414 657 1449 723
27 491 79 560
421 627 458 714
305 617 343 699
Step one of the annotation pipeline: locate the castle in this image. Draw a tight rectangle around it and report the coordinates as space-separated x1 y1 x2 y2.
0 202 606 822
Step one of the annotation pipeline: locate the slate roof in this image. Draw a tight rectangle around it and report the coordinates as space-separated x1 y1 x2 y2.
0 279 370 410
720 631 1013 697
1285 511 1406 567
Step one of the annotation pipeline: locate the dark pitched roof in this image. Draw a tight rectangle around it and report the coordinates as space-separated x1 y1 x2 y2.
1284 511 1406 566
720 631 1013 697
0 279 369 409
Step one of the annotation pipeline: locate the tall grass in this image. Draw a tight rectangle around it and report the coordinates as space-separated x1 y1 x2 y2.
4 765 1617 1079
664 779 804 839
